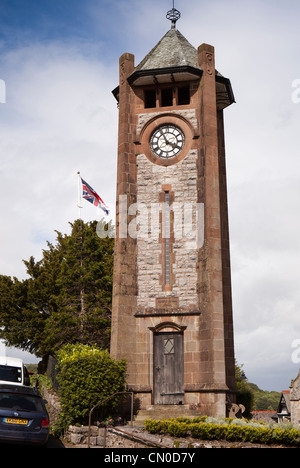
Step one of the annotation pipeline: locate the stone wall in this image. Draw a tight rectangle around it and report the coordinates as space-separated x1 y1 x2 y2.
66 425 105 447
136 109 198 136
290 371 300 426
136 148 199 311
251 411 277 424
41 386 61 425
65 425 291 449
66 426 166 448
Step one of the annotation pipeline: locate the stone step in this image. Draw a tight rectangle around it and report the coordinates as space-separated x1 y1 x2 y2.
134 405 202 425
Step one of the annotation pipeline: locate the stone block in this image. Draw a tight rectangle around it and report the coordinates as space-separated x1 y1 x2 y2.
69 433 83 445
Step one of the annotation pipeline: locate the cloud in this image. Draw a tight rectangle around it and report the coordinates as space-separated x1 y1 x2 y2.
0 41 118 279
1 1 300 391
175 0 300 390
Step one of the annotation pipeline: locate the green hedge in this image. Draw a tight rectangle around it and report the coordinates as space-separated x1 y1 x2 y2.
144 418 300 447
56 343 126 427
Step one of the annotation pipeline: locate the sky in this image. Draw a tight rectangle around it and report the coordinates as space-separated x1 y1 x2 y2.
0 0 300 392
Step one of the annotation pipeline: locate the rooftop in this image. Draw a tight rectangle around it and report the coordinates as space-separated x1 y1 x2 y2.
112 27 235 109
135 28 201 72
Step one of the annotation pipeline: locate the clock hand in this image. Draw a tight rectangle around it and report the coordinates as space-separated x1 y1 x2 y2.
162 133 170 145
168 141 181 150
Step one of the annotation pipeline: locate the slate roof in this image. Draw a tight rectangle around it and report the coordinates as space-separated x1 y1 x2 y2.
277 391 291 414
135 28 201 72
112 28 235 109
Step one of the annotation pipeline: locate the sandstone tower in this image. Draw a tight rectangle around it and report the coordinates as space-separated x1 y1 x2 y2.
111 9 236 417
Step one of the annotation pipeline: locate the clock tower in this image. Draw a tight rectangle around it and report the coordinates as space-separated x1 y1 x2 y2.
111 8 236 417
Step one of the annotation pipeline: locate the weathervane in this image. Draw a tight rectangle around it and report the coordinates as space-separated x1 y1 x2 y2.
166 0 181 29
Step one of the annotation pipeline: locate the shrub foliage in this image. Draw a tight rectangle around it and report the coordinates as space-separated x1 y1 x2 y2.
56 343 126 426
144 418 300 447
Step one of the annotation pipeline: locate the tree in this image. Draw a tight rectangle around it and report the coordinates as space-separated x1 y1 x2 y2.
248 383 281 411
0 219 114 359
0 275 34 351
43 219 114 353
235 361 255 418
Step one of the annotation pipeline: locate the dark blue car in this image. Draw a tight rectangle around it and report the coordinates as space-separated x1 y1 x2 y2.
0 384 49 446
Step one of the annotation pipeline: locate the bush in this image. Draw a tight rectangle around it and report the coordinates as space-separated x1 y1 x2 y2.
189 422 227 441
144 418 300 447
56 343 126 427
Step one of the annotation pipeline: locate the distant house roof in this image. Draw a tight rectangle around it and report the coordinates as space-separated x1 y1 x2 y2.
252 411 277 414
277 391 291 415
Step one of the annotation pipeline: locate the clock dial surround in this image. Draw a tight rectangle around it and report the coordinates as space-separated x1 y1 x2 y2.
150 124 185 159
138 114 196 167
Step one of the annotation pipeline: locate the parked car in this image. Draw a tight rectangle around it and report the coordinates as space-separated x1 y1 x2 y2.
0 384 49 446
0 357 31 386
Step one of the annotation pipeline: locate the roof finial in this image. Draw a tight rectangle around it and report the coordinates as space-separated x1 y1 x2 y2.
166 0 181 29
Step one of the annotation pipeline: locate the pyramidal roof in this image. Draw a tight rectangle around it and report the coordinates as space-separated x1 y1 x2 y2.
112 27 235 109
135 28 201 72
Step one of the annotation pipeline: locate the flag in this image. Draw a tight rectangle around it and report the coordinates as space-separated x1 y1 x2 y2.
81 178 109 215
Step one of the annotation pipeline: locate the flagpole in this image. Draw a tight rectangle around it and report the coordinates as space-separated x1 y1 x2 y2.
77 171 83 220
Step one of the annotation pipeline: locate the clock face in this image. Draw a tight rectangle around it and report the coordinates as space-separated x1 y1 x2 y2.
150 124 185 159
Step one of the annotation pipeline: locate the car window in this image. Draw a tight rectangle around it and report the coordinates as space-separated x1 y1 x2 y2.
0 365 22 383
0 393 44 412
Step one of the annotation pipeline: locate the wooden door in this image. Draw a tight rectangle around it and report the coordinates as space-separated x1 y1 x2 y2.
153 332 184 405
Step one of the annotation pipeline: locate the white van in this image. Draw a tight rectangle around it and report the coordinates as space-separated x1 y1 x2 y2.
0 356 31 386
